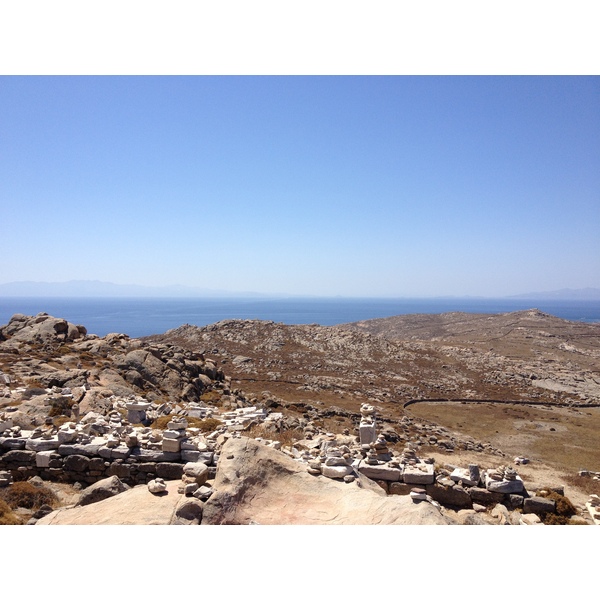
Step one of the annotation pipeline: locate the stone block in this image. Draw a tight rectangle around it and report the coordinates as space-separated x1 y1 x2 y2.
359 422 377 445
181 450 200 462
505 494 524 509
26 437 61 452
523 497 556 515
156 462 184 480
321 464 354 479
0 438 26 450
106 462 131 479
110 445 131 460
88 457 106 472
403 463 435 485
1 450 36 465
136 463 157 473
450 467 479 487
162 438 181 453
519 513 542 525
357 462 402 482
467 487 504 506
35 451 55 468
64 454 90 472
485 475 524 494
426 482 472 509
60 442 103 457
389 482 412 496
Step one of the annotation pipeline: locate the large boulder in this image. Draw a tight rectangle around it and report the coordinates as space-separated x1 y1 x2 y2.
202 437 455 525
75 475 129 507
0 313 86 344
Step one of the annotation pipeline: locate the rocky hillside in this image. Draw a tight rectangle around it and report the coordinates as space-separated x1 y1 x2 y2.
0 312 231 429
1 310 599 526
147 310 600 420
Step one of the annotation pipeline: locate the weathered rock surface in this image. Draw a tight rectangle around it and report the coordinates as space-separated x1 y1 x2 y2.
202 437 455 525
36 479 184 524
75 475 129 507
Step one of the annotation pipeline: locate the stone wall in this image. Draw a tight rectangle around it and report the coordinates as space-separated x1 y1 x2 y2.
0 446 217 487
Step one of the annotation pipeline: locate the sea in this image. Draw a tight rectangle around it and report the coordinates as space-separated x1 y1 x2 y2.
0 297 599 339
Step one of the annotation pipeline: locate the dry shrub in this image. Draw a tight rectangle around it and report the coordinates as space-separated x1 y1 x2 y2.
245 423 303 447
0 498 22 525
538 490 577 525
150 416 172 430
0 481 58 511
200 391 221 403
150 416 222 432
562 474 600 497
189 417 222 432
48 396 74 417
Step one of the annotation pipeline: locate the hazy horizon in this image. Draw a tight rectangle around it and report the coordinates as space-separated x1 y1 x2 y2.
1 278 599 301
2 77 598 299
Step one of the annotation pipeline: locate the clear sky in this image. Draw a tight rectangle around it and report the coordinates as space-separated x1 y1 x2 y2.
1 75 598 297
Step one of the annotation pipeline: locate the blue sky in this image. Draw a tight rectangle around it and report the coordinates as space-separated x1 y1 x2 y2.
1 75 599 297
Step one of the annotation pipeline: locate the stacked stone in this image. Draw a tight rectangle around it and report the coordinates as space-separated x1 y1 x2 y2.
162 417 188 453
371 434 392 462
306 454 323 476
488 465 506 481
125 398 152 424
303 421 318 439
320 444 355 481
0 413 13 433
489 465 519 482
485 464 524 494
399 445 418 465
359 403 377 445
107 410 122 428
0 469 13 488
179 461 209 496
365 446 380 465
409 487 427 501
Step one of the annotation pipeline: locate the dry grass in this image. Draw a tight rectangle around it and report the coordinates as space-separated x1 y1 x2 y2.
245 423 304 447
407 402 600 476
0 498 22 525
150 415 222 432
562 473 600 497
0 481 58 511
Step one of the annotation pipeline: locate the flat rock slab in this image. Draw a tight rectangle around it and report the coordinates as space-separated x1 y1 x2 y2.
403 464 435 485
36 480 184 525
357 462 402 482
485 474 524 494
202 437 453 525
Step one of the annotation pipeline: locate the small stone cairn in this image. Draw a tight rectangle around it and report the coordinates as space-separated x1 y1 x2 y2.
484 464 524 493
359 403 377 446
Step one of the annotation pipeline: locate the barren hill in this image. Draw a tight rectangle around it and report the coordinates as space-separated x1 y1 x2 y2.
146 310 600 489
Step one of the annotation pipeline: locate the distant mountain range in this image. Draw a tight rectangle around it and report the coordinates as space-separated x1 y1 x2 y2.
0 280 599 300
507 288 600 300
0 280 271 298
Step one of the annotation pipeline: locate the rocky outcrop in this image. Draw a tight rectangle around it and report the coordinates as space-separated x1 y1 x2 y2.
36 479 185 525
75 475 129 506
202 437 455 525
0 313 229 430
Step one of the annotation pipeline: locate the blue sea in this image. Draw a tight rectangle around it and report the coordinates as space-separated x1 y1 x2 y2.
0 297 599 338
